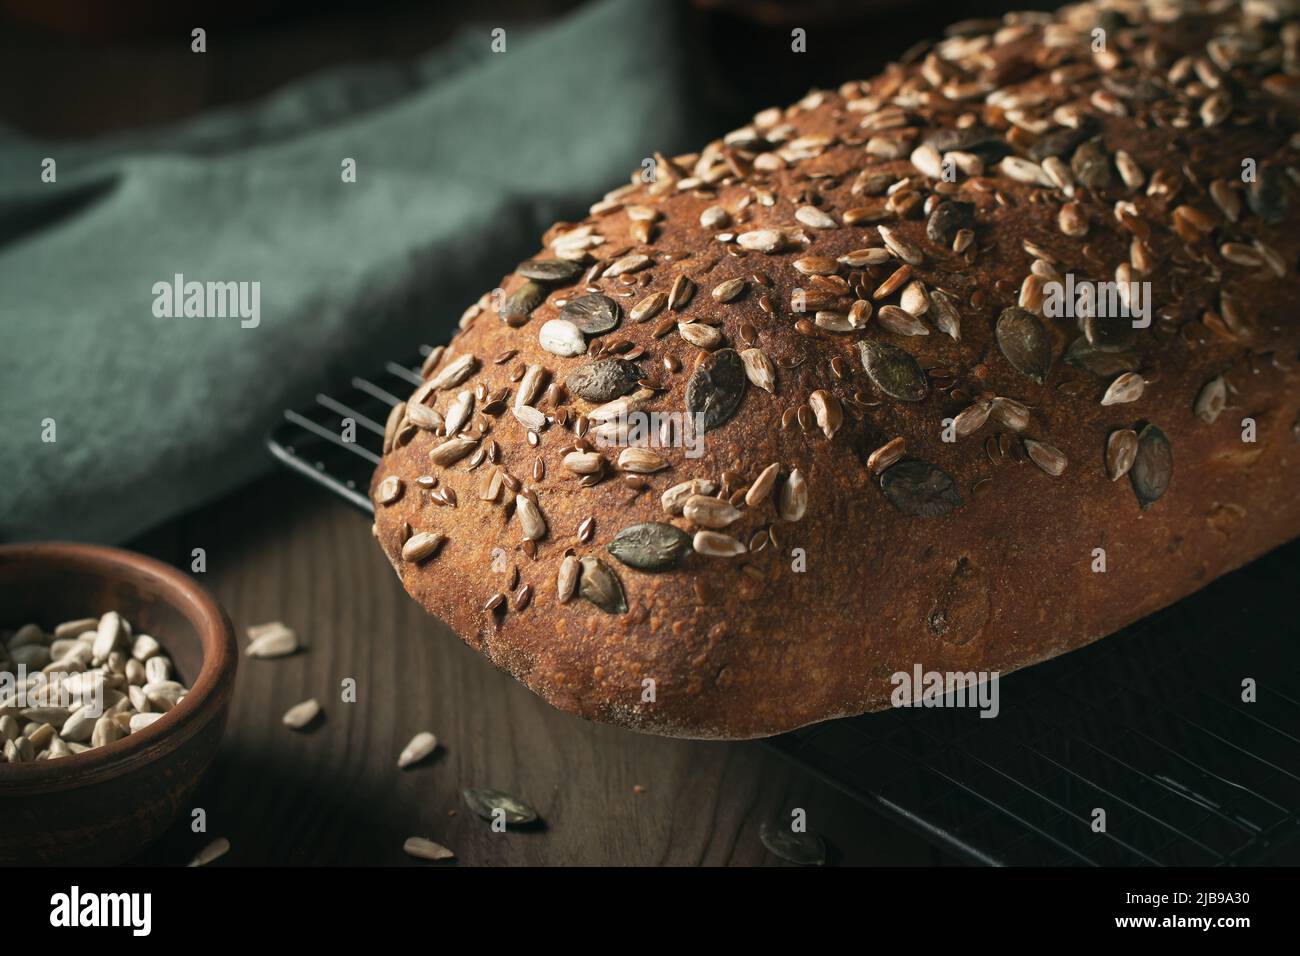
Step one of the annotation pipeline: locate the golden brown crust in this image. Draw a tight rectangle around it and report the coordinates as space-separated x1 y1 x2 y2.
372 1 1300 738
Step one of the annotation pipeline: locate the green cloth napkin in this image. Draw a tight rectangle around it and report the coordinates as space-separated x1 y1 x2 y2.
0 0 724 543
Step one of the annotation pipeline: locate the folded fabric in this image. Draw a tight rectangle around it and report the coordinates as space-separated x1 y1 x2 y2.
0 0 725 543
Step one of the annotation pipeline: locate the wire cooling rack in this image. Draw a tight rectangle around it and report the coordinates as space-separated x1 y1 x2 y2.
269 347 1300 866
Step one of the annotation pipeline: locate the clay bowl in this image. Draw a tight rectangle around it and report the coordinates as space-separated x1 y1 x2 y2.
0 542 236 865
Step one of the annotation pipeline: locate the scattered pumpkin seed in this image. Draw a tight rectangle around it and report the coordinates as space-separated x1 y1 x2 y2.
461 788 539 825
996 307 1053 384
1131 424 1172 509
517 258 581 283
686 348 747 431
880 460 962 517
562 294 621 335
500 281 547 327
565 359 641 403
607 522 692 571
759 818 827 866
857 340 928 402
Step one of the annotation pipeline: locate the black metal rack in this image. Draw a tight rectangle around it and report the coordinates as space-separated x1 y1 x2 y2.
269 348 1300 866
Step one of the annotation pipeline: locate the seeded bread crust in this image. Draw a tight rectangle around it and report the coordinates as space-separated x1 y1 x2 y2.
372 0 1300 739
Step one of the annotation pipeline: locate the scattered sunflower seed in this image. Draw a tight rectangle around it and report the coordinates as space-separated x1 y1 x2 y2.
1106 429 1138 481
403 837 455 862
778 469 808 522
746 462 781 508
928 290 961 341
557 554 581 603
513 404 547 432
662 478 719 515
877 224 923 264
429 435 479 467
1194 376 1227 423
683 495 742 529
1101 372 1145 406
679 321 723 350
429 354 477 391
539 318 587 357
808 390 843 438
187 837 230 867
630 291 667 323
282 698 321 730
375 475 403 506
699 205 730 229
668 274 695 311
398 731 438 768
692 530 747 557
795 205 837 229
876 305 929 337
579 557 627 614
737 229 785 253
739 348 776 393
604 254 651 277
563 451 604 475
866 437 906 474
952 400 992 438
401 532 446 564
246 623 299 658
617 447 669 474
1024 439 1068 476
515 495 547 541
711 277 747 302
989 397 1030 432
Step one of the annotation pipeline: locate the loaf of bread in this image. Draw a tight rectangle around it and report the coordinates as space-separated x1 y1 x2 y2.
372 0 1300 738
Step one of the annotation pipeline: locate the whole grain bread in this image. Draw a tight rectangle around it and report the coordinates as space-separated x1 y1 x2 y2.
372 0 1300 738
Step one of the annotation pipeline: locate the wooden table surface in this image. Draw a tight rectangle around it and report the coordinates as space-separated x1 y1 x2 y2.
128 473 946 865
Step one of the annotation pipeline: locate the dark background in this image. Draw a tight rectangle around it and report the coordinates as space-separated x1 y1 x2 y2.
0 0 1058 138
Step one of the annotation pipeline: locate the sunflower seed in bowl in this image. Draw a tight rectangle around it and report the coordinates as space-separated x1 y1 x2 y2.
0 611 193 764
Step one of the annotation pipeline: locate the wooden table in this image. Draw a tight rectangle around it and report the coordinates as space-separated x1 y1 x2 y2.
128 473 946 865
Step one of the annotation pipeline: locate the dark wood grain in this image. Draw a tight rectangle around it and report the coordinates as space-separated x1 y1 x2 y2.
127 474 945 865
